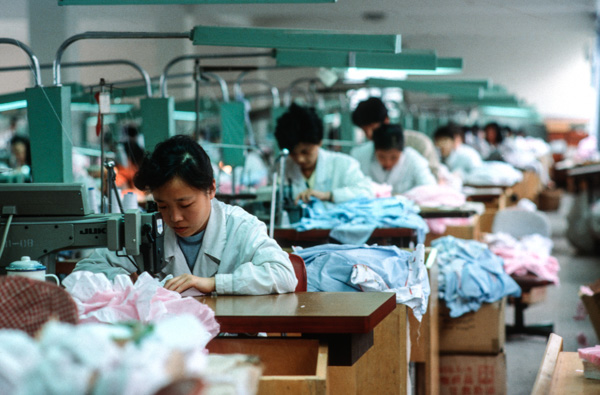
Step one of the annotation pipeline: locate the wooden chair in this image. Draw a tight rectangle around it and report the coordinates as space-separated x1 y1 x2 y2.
531 333 563 395
492 209 555 337
288 253 307 292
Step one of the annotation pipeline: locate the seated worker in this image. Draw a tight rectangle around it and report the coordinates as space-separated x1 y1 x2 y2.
275 103 373 203
433 124 483 178
483 121 505 161
351 97 440 178
351 123 436 194
74 135 298 295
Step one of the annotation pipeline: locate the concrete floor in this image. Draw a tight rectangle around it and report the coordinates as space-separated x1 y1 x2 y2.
505 193 600 394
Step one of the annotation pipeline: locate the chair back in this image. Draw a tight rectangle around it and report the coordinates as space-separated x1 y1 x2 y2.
288 253 307 292
492 209 551 238
531 333 563 395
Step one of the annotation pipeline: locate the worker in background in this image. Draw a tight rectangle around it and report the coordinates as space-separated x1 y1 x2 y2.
275 103 373 204
352 123 436 194
483 121 505 161
351 97 440 178
9 134 31 173
115 124 145 200
74 134 297 295
433 123 483 179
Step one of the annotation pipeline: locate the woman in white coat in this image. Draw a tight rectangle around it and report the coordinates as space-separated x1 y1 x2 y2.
275 103 373 203
351 124 436 194
74 135 297 295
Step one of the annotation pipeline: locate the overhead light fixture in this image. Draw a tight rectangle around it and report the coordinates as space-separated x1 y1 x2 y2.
193 26 401 53
60 0 336 4
71 102 134 113
276 49 436 70
0 100 27 112
367 79 481 96
479 105 540 120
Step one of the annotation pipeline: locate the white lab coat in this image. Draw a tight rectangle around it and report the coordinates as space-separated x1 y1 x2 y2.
351 142 436 195
74 199 298 295
284 148 373 203
445 144 483 178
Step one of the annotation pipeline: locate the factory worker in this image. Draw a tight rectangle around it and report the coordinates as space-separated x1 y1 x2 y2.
275 103 373 203
74 135 297 295
351 123 436 195
351 97 440 178
433 123 483 178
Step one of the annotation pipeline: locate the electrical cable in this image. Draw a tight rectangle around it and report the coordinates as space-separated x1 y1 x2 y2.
0 214 14 261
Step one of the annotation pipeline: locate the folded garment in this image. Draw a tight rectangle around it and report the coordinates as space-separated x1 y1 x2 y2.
484 232 560 284
293 196 429 244
432 235 521 318
63 271 220 339
294 243 430 321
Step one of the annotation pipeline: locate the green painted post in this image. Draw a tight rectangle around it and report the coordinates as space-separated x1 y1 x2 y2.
269 105 288 156
339 110 354 154
25 86 73 183
219 101 246 167
141 97 175 152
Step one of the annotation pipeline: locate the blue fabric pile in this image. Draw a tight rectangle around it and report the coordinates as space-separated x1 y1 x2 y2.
292 196 429 244
431 235 521 318
295 243 430 321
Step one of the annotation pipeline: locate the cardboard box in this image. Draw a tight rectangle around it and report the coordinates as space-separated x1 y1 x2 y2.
207 338 328 395
440 353 507 395
425 215 481 246
439 299 506 354
479 210 497 234
580 279 600 342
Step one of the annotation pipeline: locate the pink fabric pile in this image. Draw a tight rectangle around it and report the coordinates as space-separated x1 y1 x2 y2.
402 184 471 234
485 233 560 285
579 345 600 366
62 271 220 337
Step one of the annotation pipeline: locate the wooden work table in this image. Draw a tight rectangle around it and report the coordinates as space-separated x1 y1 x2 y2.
549 352 600 394
198 292 408 394
197 292 395 336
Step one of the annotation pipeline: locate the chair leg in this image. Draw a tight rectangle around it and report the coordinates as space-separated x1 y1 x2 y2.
506 298 553 338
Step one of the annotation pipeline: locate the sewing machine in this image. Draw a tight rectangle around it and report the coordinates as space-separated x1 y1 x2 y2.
0 183 165 275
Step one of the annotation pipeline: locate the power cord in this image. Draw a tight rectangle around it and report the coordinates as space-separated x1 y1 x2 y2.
0 206 16 261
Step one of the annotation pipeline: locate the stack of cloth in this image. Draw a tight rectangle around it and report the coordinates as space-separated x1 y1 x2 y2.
432 235 521 318
578 345 600 380
464 161 523 186
484 232 560 285
402 184 484 234
294 243 430 321
293 196 429 244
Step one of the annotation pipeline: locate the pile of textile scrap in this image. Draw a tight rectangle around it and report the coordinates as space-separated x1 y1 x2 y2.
578 345 600 379
402 184 484 235
292 196 429 244
294 243 430 321
431 235 521 318
483 232 560 285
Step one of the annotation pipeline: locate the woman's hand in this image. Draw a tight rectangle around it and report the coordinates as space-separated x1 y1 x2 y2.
295 189 332 204
164 274 216 294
